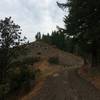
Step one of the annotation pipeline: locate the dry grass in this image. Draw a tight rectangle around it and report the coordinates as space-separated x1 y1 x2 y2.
79 65 100 90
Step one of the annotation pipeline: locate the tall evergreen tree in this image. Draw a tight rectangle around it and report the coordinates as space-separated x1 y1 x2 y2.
35 32 41 41
57 0 100 67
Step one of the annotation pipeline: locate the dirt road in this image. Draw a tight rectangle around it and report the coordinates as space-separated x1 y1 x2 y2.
32 67 100 100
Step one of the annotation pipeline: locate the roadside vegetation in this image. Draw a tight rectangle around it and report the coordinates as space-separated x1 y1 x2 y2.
48 57 59 65
0 17 40 99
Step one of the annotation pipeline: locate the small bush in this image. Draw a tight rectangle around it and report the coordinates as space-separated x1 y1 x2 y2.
9 60 22 68
48 57 59 64
0 57 37 99
0 82 10 99
7 65 35 91
22 56 40 65
0 56 40 99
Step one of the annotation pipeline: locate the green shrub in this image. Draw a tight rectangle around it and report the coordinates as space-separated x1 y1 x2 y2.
0 82 10 99
0 56 38 99
7 65 35 91
48 57 59 64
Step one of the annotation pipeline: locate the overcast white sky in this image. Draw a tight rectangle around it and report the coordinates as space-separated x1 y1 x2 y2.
0 0 67 41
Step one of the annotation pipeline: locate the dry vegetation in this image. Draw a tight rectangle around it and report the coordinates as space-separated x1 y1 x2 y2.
79 65 100 90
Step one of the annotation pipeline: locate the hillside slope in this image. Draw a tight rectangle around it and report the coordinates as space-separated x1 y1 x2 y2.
22 41 83 67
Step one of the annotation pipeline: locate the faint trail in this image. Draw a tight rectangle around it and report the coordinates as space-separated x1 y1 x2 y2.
32 67 100 100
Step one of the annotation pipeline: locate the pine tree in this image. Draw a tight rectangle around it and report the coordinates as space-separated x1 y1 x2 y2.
57 0 100 67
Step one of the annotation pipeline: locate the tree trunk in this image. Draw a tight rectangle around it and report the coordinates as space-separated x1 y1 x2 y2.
0 49 9 81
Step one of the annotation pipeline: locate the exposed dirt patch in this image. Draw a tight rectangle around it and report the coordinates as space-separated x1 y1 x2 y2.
21 79 45 100
20 60 63 100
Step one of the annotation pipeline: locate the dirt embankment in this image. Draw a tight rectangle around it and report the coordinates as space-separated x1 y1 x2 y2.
79 65 100 90
20 60 63 100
